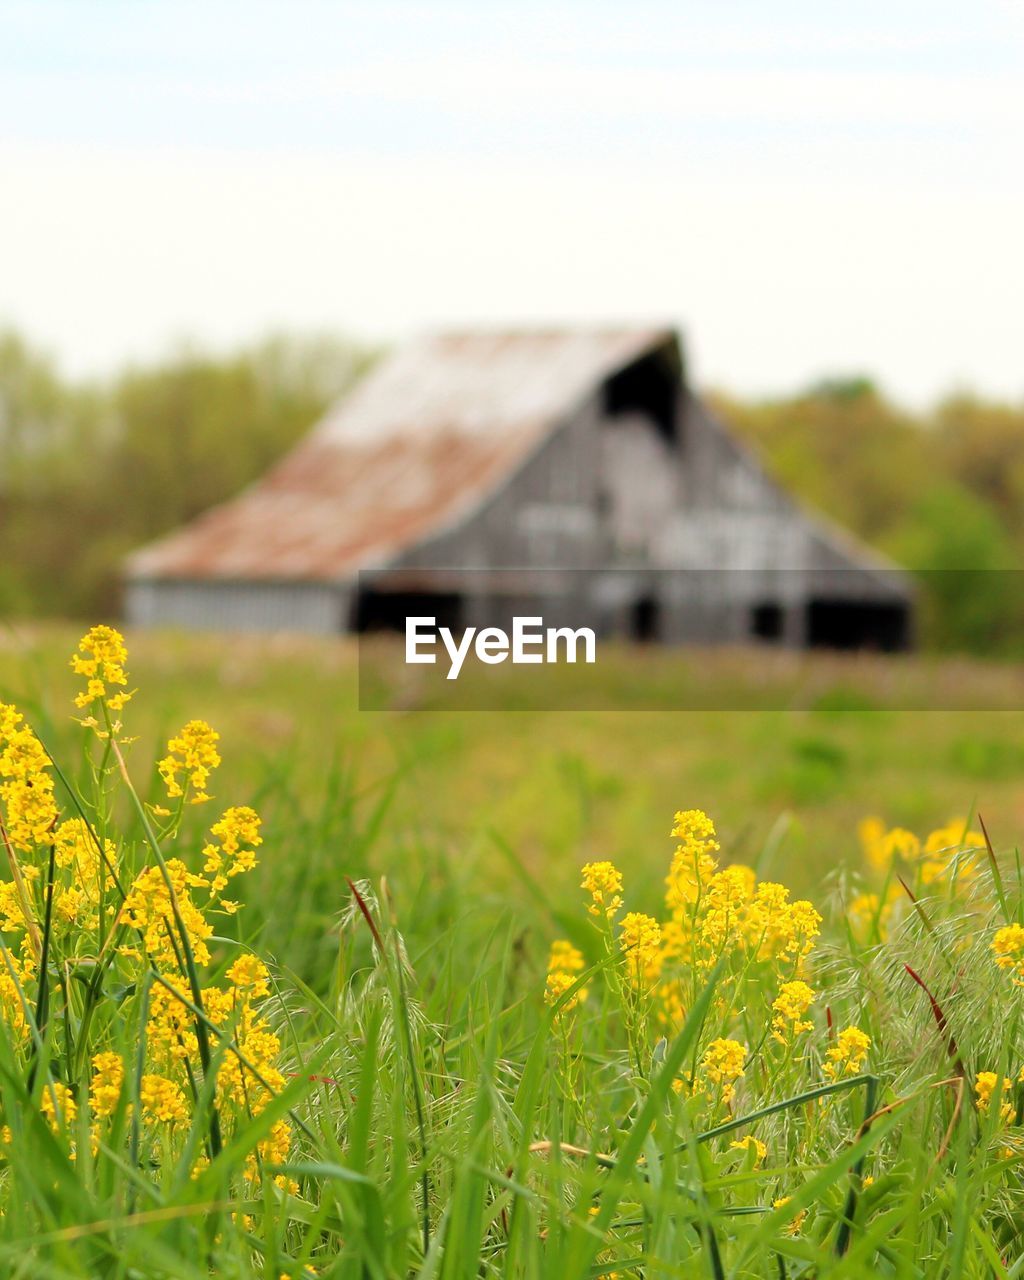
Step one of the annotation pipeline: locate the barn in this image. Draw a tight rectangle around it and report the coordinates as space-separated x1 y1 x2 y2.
123 327 913 649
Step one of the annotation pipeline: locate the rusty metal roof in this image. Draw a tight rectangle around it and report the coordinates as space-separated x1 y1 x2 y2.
125 327 677 582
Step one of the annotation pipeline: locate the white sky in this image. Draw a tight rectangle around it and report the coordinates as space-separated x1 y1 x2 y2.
1 0 1022 403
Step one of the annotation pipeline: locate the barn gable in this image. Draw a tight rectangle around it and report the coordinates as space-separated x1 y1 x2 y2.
124 327 912 647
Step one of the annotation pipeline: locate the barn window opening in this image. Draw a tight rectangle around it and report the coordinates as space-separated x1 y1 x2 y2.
630 595 661 641
603 350 678 443
353 589 464 635
750 602 783 642
805 598 910 652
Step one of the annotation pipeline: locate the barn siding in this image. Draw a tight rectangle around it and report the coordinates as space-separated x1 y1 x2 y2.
125 580 350 634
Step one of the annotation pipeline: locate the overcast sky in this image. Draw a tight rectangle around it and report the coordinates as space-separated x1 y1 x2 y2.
1 0 1022 403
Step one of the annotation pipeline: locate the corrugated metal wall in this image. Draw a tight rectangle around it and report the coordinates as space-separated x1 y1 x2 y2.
125 580 351 634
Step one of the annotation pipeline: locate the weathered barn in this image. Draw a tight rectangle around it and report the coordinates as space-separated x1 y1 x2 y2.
124 328 913 648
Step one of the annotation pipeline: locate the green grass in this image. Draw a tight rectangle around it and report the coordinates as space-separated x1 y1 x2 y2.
1 625 1024 1275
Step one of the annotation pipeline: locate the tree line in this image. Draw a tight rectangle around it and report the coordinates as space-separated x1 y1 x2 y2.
0 330 373 619
1 328 1021 651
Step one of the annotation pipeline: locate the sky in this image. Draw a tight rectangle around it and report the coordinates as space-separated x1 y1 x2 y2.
1 0 1022 404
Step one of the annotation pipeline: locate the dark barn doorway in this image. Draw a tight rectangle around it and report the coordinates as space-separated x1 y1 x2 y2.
630 596 661 641
750 602 784 643
353 590 464 634
806 598 910 652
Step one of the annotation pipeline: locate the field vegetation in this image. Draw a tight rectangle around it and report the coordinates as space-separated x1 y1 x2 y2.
1 627 1024 1274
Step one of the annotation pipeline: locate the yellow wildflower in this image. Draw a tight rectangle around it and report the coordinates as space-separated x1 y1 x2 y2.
40 1081 77 1131
122 859 214 967
857 816 888 871
699 865 756 959
618 911 662 985
140 1074 188 1125
992 924 1024 981
923 819 984 865
0 704 58 851
824 1026 871 1080
784 899 822 961
919 828 962 884
881 827 920 863
71 625 132 712
0 881 26 933
90 1052 125 1118
158 720 221 804
665 809 719 913
246 1116 294 1191
545 938 588 1012
747 882 821 964
0 954 33 1041
772 1196 806 1235
729 1134 767 1164
655 978 685 1032
547 939 585 973
660 916 692 965
671 809 720 854
701 1037 746 1104
544 967 586 1013
580 861 623 919
227 953 271 999
976 1072 1015 1124
203 805 262 887
771 980 815 1044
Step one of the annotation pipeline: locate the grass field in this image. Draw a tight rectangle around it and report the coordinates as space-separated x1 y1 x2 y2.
1 624 1024 1276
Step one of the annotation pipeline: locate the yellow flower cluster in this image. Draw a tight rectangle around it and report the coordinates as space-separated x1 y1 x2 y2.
772 1196 806 1235
859 815 984 884
545 939 587 1013
140 1073 189 1125
976 1072 1016 1124
921 819 985 883
618 912 662 986
227 952 272 997
203 805 262 894
850 816 986 943
701 1037 747 1104
771 980 815 1044
247 1116 294 1193
122 859 214 968
0 702 57 851
71 624 132 712
665 849 821 974
580 861 623 918
823 1025 871 1080
216 956 288 1102
551 810 825 1079
992 924 1024 982
729 1134 767 1164
41 1081 77 1131
0 949 34 1041
158 719 221 804
665 809 720 913
51 818 117 935
90 1051 125 1118
0 626 296 1199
